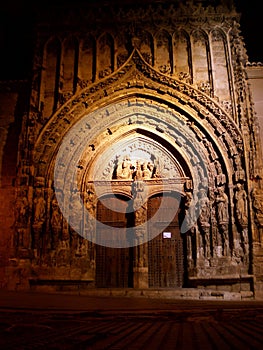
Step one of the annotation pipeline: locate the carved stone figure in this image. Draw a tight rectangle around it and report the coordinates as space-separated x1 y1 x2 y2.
69 190 83 254
234 183 248 228
133 181 147 225
50 193 63 249
142 162 152 179
198 189 210 226
215 161 226 187
252 188 263 228
15 190 29 228
234 156 246 183
196 163 208 188
116 155 133 180
219 223 229 256
32 188 46 249
33 189 46 225
85 184 96 217
211 204 220 257
134 161 143 180
183 192 196 265
198 189 211 258
215 186 229 224
69 190 83 234
85 185 97 239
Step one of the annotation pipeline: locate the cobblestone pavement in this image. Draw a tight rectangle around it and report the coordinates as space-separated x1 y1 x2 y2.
0 291 263 349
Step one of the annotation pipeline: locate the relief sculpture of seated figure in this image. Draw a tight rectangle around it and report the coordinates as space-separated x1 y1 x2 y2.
116 156 133 180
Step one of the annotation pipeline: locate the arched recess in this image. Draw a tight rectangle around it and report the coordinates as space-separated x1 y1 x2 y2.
97 33 114 79
137 30 154 65
79 35 96 84
61 36 79 98
173 30 192 83
191 30 213 95
154 29 172 74
41 37 61 118
210 29 232 109
28 49 251 287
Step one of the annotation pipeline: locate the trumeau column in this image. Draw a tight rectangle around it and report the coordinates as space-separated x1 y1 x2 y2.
132 180 149 289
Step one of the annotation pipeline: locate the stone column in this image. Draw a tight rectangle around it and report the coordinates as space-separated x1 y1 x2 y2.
132 181 148 289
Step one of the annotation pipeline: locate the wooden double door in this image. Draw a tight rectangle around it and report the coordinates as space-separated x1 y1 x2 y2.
95 193 184 288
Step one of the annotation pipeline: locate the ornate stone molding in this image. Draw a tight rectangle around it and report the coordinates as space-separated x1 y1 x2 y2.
34 49 243 175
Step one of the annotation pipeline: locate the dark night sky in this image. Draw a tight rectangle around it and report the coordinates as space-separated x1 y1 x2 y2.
0 0 262 80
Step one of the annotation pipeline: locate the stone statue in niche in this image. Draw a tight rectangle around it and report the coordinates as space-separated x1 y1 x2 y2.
15 190 29 228
251 188 263 229
14 190 30 249
56 241 70 267
215 161 226 187
32 188 46 249
196 163 208 188
197 189 211 258
215 186 229 256
183 191 196 265
211 202 220 257
215 186 229 224
234 183 248 228
233 156 246 183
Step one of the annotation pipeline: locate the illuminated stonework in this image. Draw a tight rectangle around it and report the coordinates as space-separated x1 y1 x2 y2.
1 0 263 299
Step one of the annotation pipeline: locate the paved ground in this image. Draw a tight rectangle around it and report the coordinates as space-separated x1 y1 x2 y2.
0 290 263 349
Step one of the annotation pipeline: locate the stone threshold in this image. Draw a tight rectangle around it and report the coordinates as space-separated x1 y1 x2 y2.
28 284 254 300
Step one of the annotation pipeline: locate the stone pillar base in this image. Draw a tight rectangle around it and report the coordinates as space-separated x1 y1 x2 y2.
133 267 148 289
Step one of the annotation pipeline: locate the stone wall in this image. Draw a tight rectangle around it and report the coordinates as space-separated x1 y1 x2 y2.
0 81 28 287
246 63 263 156
246 63 263 299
